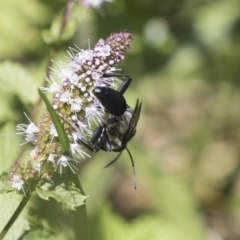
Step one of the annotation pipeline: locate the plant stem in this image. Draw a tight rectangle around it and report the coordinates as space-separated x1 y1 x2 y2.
31 1 74 121
70 200 90 240
69 171 91 240
0 192 31 240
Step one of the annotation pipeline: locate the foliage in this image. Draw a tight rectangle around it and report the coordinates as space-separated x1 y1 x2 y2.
1 0 240 239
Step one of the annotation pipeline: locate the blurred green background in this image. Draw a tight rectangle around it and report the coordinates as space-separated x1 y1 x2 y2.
1 0 240 239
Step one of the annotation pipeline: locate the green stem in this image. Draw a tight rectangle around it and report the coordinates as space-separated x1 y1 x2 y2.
69 171 91 240
70 201 90 240
0 192 31 240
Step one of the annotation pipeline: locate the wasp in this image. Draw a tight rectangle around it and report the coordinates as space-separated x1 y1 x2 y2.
82 73 142 189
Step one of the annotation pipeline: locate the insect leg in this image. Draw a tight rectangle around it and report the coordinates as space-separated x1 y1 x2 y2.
80 139 99 152
91 125 104 144
104 151 123 168
98 130 111 151
104 147 137 190
102 73 132 95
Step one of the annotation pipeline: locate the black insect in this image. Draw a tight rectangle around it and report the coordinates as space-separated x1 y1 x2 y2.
82 73 142 189
92 72 132 116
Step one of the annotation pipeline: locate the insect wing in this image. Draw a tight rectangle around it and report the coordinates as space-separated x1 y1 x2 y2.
122 99 142 144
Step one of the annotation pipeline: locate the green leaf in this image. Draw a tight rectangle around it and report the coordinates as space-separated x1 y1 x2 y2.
42 15 76 44
129 216 191 240
38 89 70 156
0 123 22 173
0 192 29 240
154 176 205 240
132 149 206 240
0 92 16 123
0 173 12 194
0 0 50 59
142 160 206 240
61 20 76 41
0 61 38 104
91 203 194 240
36 182 87 210
21 227 66 240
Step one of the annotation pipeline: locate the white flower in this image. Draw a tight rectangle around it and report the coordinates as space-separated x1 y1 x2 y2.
60 91 71 103
75 121 92 139
34 162 42 174
77 50 94 62
72 131 81 142
95 44 111 57
92 71 102 80
58 155 69 167
85 104 104 126
47 154 57 164
59 69 79 85
30 149 38 160
70 142 90 159
16 122 39 143
72 127 87 142
11 175 24 191
26 123 39 135
70 98 82 112
69 60 82 72
57 155 78 175
50 124 58 137
69 73 79 85
40 76 61 93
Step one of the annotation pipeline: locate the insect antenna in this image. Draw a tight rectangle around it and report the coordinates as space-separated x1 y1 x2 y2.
104 151 123 168
126 147 137 190
104 148 137 189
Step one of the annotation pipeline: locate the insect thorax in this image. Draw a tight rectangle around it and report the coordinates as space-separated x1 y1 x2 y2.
105 110 133 147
